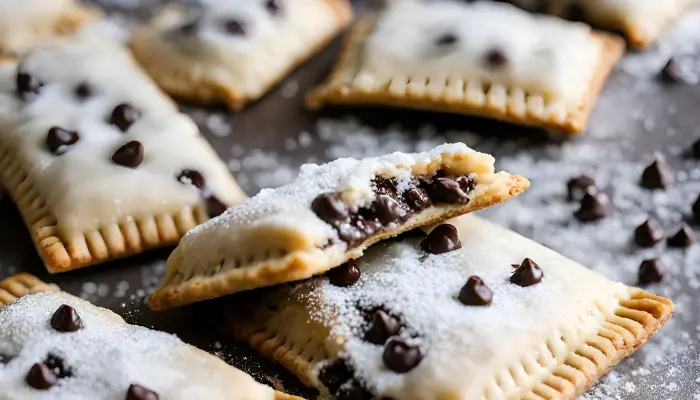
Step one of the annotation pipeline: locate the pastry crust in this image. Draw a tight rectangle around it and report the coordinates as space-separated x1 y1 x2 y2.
130 0 352 110
0 273 59 306
307 2 625 134
229 216 674 399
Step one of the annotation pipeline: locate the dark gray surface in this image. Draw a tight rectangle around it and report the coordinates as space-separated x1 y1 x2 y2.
0 0 698 398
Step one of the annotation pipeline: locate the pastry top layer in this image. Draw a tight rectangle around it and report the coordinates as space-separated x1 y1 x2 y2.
263 215 629 399
357 0 602 106
0 292 277 400
0 34 244 237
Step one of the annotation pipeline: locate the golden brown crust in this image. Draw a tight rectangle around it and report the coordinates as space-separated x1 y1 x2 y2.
0 273 59 306
306 16 625 134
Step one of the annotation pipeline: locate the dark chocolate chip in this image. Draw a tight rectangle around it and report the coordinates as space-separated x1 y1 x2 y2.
382 337 422 373
112 141 144 168
641 158 673 189
364 310 400 345
566 174 596 201
484 49 508 69
74 82 93 100
634 219 664 247
371 195 406 224
693 194 700 221
428 177 469 204
327 260 361 287
574 190 608 222
435 33 458 47
312 193 349 223
420 224 461 254
510 258 544 287
692 138 700 159
454 174 476 193
126 384 160 400
205 195 228 218
402 187 432 212
661 58 697 85
265 0 281 15
318 360 353 394
458 276 493 306
16 72 44 101
336 380 374 400
45 354 72 379
667 224 695 248
177 169 206 192
50 304 82 332
46 127 79 155
638 258 667 285
26 363 58 390
0 354 13 364
110 103 140 132
223 19 246 35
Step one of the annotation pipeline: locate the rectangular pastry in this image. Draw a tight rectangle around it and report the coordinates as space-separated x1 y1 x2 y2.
0 274 299 400
0 0 97 57
148 143 529 310
230 215 674 400
130 0 352 110
0 273 59 306
306 0 625 134
0 34 246 273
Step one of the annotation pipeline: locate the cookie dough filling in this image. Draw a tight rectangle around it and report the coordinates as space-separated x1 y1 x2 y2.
148 143 529 310
230 215 674 400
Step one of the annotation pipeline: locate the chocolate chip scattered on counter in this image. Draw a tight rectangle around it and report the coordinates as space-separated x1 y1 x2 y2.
566 174 596 201
420 224 462 254
112 141 144 168
692 138 700 159
110 103 140 132
638 258 668 285
382 337 422 373
74 82 93 100
574 190 608 222
223 19 246 35
458 276 493 306
318 360 353 395
126 384 160 400
16 72 43 101
402 187 432 212
693 194 700 221
371 195 406 224
25 363 58 390
50 304 82 332
265 0 281 15
312 193 349 223
429 177 469 204
640 158 673 189
46 127 79 155
510 258 544 287
667 224 695 248
484 49 508 68
661 57 699 85
177 169 206 192
327 260 361 287
634 219 664 247
435 33 459 47
205 195 228 218
364 309 400 345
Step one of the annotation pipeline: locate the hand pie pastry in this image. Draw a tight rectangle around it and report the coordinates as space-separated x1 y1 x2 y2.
230 215 674 400
0 0 97 57
0 273 59 306
306 0 624 134
0 35 246 274
130 0 352 110
148 143 529 310
0 277 300 400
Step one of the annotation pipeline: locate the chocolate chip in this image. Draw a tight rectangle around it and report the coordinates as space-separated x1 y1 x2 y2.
74 82 93 100
454 174 476 193
382 337 422 373
693 194 700 221
126 384 160 400
364 310 400 345
420 224 462 254
45 354 72 378
50 304 82 332
402 187 432 212
638 258 668 285
223 19 246 35
177 169 206 192
312 193 349 223
661 57 698 85
574 190 608 222
371 195 406 224
641 158 673 189
667 224 695 248
566 174 596 201
112 141 144 168
428 178 469 204
692 138 700 159
26 363 58 390
110 103 140 132
46 127 79 155
484 49 508 69
265 0 281 15
634 219 664 247
205 195 228 218
458 276 493 306
318 360 353 394
435 33 458 47
336 380 374 400
327 260 361 287
510 258 544 287
16 72 43 101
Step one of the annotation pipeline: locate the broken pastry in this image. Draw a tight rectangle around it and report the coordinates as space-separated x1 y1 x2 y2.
0 35 246 273
148 143 529 310
131 0 352 110
307 0 624 134
230 215 674 399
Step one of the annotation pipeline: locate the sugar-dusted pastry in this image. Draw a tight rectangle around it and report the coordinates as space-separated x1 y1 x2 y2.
307 0 624 134
230 215 674 400
0 289 300 399
130 0 352 110
0 273 59 306
0 35 246 274
148 143 529 310
0 0 97 57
